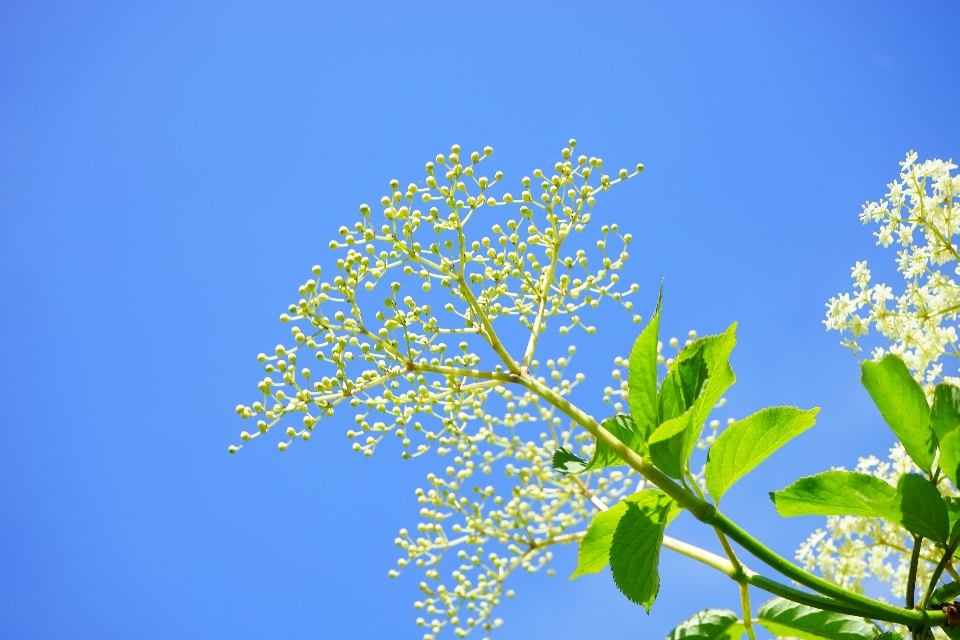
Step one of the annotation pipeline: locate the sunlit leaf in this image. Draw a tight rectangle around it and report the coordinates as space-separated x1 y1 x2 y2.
706 406 819 502
861 354 935 473
628 288 662 443
772 471 948 543
663 609 745 640
609 496 672 612
553 414 642 475
756 597 881 640
571 490 677 579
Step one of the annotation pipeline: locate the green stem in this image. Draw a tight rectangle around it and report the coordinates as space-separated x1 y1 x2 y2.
714 531 758 640
907 535 923 610
660 536 871 618
920 535 960 610
521 375 946 628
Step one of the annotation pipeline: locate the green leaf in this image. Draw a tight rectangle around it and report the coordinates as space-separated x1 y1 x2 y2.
571 490 677 579
628 288 662 443
552 414 642 475
945 497 960 543
861 354 935 473
939 426 960 489
870 473 949 544
706 406 820 502
932 383 960 441
609 495 673 612
663 609 745 640
552 447 589 474
931 581 960 605
771 470 896 518
874 634 904 640
681 323 738 466
772 471 948 543
652 323 737 479
945 628 960 640
659 343 708 423
756 597 882 640
648 408 694 479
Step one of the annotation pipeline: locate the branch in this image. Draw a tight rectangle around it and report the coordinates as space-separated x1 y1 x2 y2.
520 375 947 628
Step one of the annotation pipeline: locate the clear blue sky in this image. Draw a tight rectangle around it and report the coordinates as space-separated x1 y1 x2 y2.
2 2 959 638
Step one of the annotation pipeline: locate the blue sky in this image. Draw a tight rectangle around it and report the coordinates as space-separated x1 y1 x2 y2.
2 1 959 638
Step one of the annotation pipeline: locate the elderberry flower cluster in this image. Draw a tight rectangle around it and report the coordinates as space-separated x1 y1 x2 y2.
816 153 960 639
826 152 960 386
232 142 668 638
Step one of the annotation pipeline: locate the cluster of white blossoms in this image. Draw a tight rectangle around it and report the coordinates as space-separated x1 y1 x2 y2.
233 142 718 638
825 152 960 386
815 153 960 638
393 339 721 639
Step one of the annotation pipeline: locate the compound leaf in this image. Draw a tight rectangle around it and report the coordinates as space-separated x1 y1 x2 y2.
706 406 819 502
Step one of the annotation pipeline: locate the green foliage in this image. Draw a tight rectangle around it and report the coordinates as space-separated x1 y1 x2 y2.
939 426 960 488
663 609 745 640
873 634 904 640
648 407 694 479
609 492 675 612
706 406 819 502
628 288 662 444
571 489 678 579
552 414 643 474
931 383 960 441
931 581 960 605
755 597 882 640
235 148 960 640
681 324 737 465
658 341 709 423
873 473 948 544
772 471 948 543
771 470 897 517
861 354 935 473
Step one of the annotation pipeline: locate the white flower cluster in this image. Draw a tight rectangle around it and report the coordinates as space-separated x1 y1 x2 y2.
825 152 960 385
232 141 642 457
233 142 662 638
817 153 960 638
